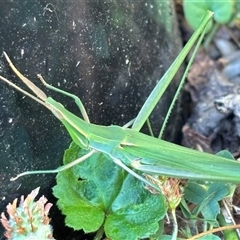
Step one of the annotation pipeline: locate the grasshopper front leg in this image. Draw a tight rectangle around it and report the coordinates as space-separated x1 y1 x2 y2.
10 149 97 181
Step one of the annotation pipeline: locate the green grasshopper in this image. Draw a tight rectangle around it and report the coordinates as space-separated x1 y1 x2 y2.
1 12 240 187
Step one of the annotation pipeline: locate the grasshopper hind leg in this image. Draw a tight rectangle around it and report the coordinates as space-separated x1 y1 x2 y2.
111 156 161 192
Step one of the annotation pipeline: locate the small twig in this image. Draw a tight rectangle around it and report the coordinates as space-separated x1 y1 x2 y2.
186 224 240 240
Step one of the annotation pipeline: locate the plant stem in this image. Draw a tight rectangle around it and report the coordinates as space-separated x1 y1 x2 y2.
94 225 104 240
203 22 220 49
171 209 178 240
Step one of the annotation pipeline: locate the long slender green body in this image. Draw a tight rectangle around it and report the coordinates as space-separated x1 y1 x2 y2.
48 98 240 183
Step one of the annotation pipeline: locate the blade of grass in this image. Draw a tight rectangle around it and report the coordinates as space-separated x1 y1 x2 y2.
158 17 209 138
132 11 213 131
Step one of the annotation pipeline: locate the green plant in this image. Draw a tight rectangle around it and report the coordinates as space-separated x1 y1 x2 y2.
183 0 236 31
53 143 167 239
1 11 239 239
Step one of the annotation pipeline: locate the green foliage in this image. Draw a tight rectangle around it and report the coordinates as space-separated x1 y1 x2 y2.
198 235 221 240
53 145 236 239
53 142 167 240
2 11 237 239
177 151 236 239
158 235 183 240
183 0 235 30
184 181 229 222
216 150 235 160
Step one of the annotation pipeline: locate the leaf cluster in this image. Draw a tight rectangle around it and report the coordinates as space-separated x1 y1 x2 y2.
53 142 167 240
183 0 236 31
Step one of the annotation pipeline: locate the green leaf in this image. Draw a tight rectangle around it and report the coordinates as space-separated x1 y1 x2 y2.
158 235 184 240
216 150 235 160
180 198 197 220
184 182 207 204
210 1 234 24
53 142 167 239
198 234 221 240
183 0 235 30
183 151 234 221
184 181 228 221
